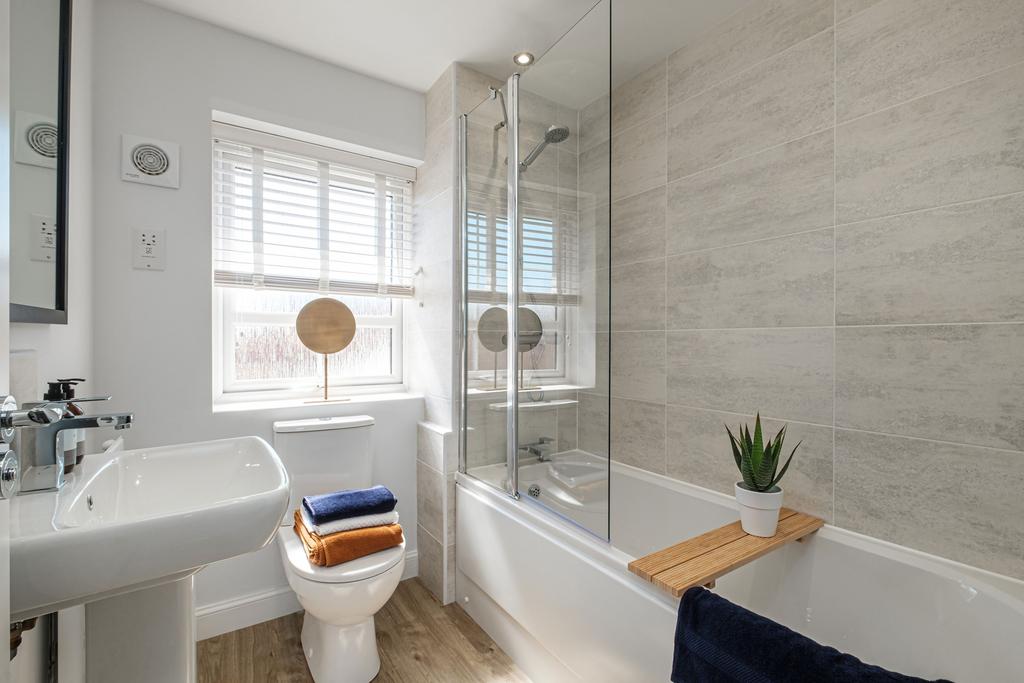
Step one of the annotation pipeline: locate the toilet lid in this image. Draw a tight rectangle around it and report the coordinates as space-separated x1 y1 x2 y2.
278 527 405 584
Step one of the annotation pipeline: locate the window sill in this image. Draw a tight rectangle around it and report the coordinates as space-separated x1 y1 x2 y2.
212 390 422 414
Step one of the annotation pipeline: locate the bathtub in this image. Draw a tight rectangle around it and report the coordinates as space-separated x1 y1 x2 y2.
456 459 1024 682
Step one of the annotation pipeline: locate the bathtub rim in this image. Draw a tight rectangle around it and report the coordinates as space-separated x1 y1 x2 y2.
456 461 1024 609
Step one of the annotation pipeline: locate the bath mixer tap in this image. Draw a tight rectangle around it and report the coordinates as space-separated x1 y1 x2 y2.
518 437 555 462
10 406 133 493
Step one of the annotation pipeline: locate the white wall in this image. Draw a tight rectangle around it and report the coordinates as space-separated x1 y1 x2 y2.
88 0 425 634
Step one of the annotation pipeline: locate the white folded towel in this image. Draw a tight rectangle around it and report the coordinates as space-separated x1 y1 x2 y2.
300 507 400 536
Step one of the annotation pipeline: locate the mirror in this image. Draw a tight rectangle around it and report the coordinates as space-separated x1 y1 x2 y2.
9 0 70 324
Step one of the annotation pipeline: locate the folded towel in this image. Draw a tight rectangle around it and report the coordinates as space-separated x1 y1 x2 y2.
672 587 952 683
302 485 397 525
293 510 404 567
300 507 399 536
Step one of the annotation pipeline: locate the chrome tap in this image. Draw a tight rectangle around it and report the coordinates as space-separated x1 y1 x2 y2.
518 437 556 462
5 404 133 493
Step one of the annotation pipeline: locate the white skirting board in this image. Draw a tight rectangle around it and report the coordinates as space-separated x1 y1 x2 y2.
195 550 418 640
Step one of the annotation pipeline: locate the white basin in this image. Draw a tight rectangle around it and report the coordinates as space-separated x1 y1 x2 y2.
10 435 290 621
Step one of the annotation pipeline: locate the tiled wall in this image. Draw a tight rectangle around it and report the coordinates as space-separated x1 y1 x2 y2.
580 0 1024 579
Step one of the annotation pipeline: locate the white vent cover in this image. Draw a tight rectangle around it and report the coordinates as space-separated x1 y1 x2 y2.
121 134 180 189
14 111 58 169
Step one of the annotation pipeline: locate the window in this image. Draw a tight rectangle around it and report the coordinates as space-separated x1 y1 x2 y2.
465 204 578 386
212 122 413 399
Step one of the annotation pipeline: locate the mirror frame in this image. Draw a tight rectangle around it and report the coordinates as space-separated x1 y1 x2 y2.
11 0 71 325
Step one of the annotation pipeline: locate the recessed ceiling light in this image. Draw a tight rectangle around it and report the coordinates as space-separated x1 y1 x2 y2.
513 52 535 67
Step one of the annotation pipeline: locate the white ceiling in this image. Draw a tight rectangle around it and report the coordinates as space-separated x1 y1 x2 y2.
141 0 749 100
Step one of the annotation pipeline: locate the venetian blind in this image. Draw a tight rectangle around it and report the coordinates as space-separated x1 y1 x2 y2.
212 124 415 298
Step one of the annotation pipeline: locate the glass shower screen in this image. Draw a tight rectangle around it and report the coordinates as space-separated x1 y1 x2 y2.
460 1 611 539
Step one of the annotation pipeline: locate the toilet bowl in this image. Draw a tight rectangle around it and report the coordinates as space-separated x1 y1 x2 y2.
272 415 406 683
278 528 405 682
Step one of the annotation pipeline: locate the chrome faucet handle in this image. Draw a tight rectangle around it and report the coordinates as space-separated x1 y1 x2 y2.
2 404 65 428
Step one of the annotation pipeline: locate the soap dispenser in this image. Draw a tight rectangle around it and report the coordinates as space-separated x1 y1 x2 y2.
43 378 86 473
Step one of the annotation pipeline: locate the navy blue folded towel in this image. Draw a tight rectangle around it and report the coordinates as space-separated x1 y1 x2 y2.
302 485 397 525
672 587 952 683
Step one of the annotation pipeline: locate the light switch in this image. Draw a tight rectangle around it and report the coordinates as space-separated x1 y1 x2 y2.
133 229 166 271
30 214 57 262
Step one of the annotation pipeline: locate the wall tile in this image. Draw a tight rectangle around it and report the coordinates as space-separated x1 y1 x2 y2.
611 331 666 402
836 324 1024 450
666 130 834 254
836 0 885 22
416 524 444 600
836 193 1024 325
579 94 610 154
667 328 834 425
416 122 455 207
446 473 456 543
557 403 579 451
836 0 1024 121
578 392 609 457
611 259 665 331
836 63 1024 223
666 406 834 521
667 30 834 180
557 149 579 213
611 398 666 474
835 429 1024 579
612 59 666 134
611 113 667 201
417 423 445 472
579 203 610 273
579 138 610 208
414 189 454 266
611 185 666 266
416 460 444 541
454 63 502 114
425 65 453 136
666 228 835 329
667 0 833 106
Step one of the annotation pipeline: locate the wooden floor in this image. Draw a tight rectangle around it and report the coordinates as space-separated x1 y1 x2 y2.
198 578 530 683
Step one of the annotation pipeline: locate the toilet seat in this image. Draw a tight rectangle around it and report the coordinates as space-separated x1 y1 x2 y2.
277 527 405 584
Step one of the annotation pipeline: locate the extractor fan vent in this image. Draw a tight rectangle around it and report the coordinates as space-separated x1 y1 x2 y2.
26 122 58 158
121 134 180 189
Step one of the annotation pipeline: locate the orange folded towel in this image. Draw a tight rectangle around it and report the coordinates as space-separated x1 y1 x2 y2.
293 509 403 567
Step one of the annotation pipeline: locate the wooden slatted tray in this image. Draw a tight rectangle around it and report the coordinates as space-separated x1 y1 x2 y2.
628 508 823 598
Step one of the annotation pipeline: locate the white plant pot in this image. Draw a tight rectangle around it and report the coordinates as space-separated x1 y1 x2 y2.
735 483 784 537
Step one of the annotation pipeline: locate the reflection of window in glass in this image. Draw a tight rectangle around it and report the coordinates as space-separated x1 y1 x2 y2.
466 207 577 386
212 124 411 399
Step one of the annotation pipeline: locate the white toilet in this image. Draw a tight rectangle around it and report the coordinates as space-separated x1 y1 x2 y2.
273 415 406 683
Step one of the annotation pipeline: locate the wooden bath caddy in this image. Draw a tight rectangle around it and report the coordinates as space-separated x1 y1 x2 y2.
628 508 823 598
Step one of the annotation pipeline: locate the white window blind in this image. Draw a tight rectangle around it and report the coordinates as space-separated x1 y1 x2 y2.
466 205 578 306
213 125 414 298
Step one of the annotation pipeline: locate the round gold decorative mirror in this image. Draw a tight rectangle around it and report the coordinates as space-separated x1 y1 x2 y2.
295 297 356 401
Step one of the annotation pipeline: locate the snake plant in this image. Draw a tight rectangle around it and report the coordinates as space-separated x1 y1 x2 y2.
726 414 800 493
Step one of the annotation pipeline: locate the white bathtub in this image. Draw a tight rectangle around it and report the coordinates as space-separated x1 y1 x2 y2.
456 461 1024 682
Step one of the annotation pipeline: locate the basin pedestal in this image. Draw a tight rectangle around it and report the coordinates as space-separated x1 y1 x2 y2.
86 576 197 683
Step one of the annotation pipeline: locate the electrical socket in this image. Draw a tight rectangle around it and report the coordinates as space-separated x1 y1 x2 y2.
30 214 57 262
132 229 166 271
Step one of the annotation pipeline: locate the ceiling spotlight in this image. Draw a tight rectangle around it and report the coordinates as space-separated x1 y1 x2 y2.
513 52 535 67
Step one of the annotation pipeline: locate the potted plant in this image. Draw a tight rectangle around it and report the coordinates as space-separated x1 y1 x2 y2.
726 414 800 537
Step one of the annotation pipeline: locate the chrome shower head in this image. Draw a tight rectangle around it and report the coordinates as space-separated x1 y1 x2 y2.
520 124 571 170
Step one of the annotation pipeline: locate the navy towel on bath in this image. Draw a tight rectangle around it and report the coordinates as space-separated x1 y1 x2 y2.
672 587 953 683
302 485 397 525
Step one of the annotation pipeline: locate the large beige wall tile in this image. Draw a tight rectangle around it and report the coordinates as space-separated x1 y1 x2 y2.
611 186 666 266
667 130 834 254
837 193 1024 325
667 328 834 425
578 392 609 457
579 94 610 154
416 122 455 207
416 524 444 600
836 0 885 22
454 64 502 114
667 228 834 329
611 331 666 402
612 59 666 134
837 0 1024 121
557 403 578 451
667 0 833 106
416 460 444 541
835 429 1024 578
836 63 1024 223
611 260 665 331
666 405 833 521
579 203 609 272
611 113 666 201
425 65 453 136
836 324 1024 450
668 30 834 180
610 398 666 474
579 138 610 207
